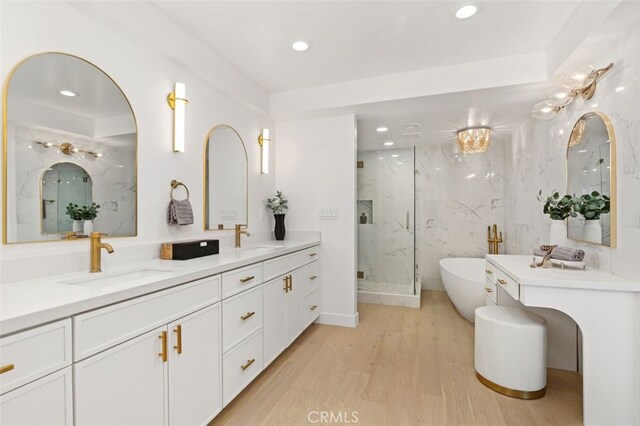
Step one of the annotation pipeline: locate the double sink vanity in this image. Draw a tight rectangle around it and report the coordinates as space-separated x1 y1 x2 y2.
485 255 640 426
0 239 321 425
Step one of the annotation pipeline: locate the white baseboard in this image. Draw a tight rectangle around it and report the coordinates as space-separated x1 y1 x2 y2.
317 311 359 328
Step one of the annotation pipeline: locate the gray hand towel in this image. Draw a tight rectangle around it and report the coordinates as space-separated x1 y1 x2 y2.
550 246 585 262
167 199 194 225
532 248 550 257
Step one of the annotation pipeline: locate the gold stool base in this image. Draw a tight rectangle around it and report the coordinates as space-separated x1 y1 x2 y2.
476 371 546 400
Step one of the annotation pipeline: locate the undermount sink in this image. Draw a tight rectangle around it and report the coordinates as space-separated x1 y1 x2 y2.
59 268 177 287
240 245 283 253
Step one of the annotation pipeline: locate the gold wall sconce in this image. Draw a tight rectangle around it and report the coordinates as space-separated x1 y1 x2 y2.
532 63 614 120
34 140 104 158
167 82 189 152
258 128 270 174
457 126 491 154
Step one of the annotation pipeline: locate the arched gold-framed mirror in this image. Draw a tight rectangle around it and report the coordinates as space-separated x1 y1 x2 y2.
203 124 248 230
2 52 138 243
566 112 617 247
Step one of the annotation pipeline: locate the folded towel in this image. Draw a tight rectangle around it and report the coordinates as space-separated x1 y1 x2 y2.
168 199 194 225
551 246 585 262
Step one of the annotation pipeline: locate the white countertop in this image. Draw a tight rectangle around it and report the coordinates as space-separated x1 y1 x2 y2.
487 254 640 292
0 239 319 336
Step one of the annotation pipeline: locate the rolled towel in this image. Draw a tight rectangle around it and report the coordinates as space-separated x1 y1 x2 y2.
167 199 194 225
532 248 550 257
550 246 585 262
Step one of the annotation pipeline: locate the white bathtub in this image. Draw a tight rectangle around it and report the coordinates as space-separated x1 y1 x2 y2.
439 258 486 323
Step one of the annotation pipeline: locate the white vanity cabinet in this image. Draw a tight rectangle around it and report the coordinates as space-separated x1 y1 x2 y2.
0 319 73 426
74 276 222 426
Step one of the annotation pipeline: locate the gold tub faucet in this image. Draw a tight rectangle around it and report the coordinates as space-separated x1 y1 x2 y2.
487 224 503 255
90 232 114 273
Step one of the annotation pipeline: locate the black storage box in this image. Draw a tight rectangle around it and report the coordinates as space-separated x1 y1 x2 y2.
161 239 219 260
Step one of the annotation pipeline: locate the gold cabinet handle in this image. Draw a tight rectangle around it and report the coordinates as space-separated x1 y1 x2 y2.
310 305 318 311
240 358 255 371
498 279 507 286
283 276 289 293
159 331 168 362
0 364 15 375
173 325 182 355
288 275 293 291
241 311 255 321
240 276 255 283
484 287 493 293
485 270 493 275
310 275 318 280
309 252 318 257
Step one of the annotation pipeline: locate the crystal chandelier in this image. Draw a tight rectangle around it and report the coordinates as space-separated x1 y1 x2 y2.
532 63 613 120
457 127 491 154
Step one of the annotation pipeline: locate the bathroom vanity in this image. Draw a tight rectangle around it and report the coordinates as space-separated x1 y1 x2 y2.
0 240 321 425
486 254 640 426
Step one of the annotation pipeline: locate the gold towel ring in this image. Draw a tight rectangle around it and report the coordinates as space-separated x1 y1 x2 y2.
170 180 190 201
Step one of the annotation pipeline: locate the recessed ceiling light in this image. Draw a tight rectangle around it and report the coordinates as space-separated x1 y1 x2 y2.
591 102 598 108
404 123 421 129
376 127 388 132
59 90 77 97
378 157 384 160
391 154 399 158
615 86 625 92
455 4 478 19
384 141 394 146
465 173 477 179
292 41 310 52
397 162 403 165
578 149 588 153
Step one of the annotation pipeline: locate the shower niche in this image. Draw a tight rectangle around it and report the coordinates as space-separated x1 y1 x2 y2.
358 200 373 224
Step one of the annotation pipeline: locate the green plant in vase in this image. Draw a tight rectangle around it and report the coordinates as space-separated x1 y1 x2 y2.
266 191 288 240
574 191 610 220
537 190 575 245
66 203 84 233
80 202 101 235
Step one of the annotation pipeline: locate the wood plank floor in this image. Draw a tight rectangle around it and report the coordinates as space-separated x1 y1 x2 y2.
211 291 582 426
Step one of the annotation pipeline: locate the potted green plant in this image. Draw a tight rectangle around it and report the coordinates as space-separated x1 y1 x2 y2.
80 202 101 235
266 191 288 240
66 203 84 233
537 190 575 245
575 191 610 244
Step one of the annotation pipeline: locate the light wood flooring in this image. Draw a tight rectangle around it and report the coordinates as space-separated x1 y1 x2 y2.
211 291 583 426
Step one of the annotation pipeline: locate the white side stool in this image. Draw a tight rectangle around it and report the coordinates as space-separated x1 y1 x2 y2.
475 306 547 399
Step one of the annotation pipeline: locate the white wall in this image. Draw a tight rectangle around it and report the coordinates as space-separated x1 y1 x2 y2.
0 1 274 279
275 115 358 327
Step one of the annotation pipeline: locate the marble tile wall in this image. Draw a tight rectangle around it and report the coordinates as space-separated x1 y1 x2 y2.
416 140 505 290
503 24 640 280
357 149 415 290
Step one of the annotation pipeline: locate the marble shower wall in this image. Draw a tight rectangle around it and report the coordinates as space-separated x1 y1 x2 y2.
416 141 505 290
357 149 415 288
504 24 640 280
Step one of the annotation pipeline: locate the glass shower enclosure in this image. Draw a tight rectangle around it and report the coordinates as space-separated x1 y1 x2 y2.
356 147 419 307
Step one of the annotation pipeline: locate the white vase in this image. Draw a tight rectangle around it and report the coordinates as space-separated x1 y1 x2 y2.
549 220 567 246
583 220 602 244
73 220 84 233
83 220 94 235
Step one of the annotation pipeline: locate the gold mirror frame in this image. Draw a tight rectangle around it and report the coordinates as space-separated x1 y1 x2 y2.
203 124 249 231
2 52 138 244
566 111 617 248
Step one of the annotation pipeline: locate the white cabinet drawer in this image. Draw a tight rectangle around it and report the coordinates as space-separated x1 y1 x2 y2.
484 280 497 305
74 275 220 361
495 269 519 301
0 366 73 426
263 252 302 282
222 264 263 299
485 261 496 284
0 319 71 395
299 246 320 266
222 286 263 353
301 261 320 296
303 289 320 329
222 330 263 406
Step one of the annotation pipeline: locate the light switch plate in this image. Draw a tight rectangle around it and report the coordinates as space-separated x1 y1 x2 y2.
319 208 339 220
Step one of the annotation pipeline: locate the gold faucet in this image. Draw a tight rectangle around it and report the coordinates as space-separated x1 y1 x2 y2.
90 232 114 273
235 224 251 248
487 224 503 255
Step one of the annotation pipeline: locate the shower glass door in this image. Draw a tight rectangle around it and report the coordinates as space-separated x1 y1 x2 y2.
357 147 416 295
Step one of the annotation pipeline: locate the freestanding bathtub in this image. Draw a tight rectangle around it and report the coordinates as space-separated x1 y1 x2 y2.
439 258 487 322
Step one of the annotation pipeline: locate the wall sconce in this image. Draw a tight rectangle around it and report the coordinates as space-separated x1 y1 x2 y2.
532 63 613 120
167 82 189 152
258 128 270 174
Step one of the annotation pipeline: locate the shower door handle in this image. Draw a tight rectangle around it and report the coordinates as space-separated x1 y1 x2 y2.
406 212 410 229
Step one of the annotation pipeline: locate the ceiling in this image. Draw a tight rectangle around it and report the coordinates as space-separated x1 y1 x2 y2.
154 1 581 93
